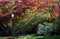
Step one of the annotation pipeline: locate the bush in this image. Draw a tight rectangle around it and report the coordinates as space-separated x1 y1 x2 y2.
37 22 54 36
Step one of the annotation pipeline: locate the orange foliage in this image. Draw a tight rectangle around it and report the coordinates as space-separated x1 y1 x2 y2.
52 13 59 19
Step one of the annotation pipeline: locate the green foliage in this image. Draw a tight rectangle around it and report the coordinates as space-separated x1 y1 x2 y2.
37 22 54 35
53 19 60 30
7 20 12 27
0 9 2 12
38 13 51 20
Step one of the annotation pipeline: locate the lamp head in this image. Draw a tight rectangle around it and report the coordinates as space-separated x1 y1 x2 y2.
11 14 14 18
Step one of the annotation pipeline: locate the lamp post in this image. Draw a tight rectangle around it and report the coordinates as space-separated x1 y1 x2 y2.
11 14 15 36
11 14 16 39
6 14 15 39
